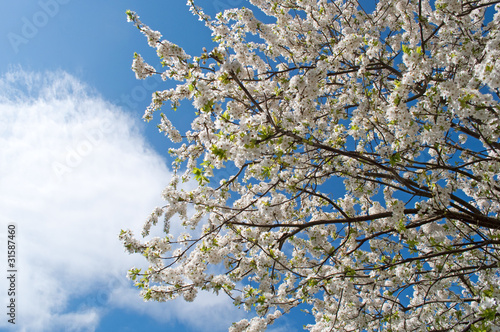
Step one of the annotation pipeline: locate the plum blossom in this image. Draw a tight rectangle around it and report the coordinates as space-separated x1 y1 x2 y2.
121 1 500 331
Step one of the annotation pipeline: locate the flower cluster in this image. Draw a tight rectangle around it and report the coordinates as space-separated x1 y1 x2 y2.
121 1 500 331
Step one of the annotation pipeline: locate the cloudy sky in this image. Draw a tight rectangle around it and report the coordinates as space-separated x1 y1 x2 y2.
0 1 301 331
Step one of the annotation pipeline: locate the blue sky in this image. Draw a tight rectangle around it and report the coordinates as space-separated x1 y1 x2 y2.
0 0 308 331
3 1 486 331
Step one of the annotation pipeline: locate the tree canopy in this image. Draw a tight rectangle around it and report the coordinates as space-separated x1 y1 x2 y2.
120 0 500 330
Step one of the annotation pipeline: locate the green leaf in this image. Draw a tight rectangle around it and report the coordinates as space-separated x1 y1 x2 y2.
390 152 401 166
211 145 228 160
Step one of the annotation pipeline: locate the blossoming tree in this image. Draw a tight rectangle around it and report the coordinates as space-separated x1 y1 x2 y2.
120 0 500 330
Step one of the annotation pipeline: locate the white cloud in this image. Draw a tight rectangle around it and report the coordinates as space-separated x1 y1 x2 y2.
0 69 243 332
108 286 245 331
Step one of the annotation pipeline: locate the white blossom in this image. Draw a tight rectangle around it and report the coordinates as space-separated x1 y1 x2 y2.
121 1 500 331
